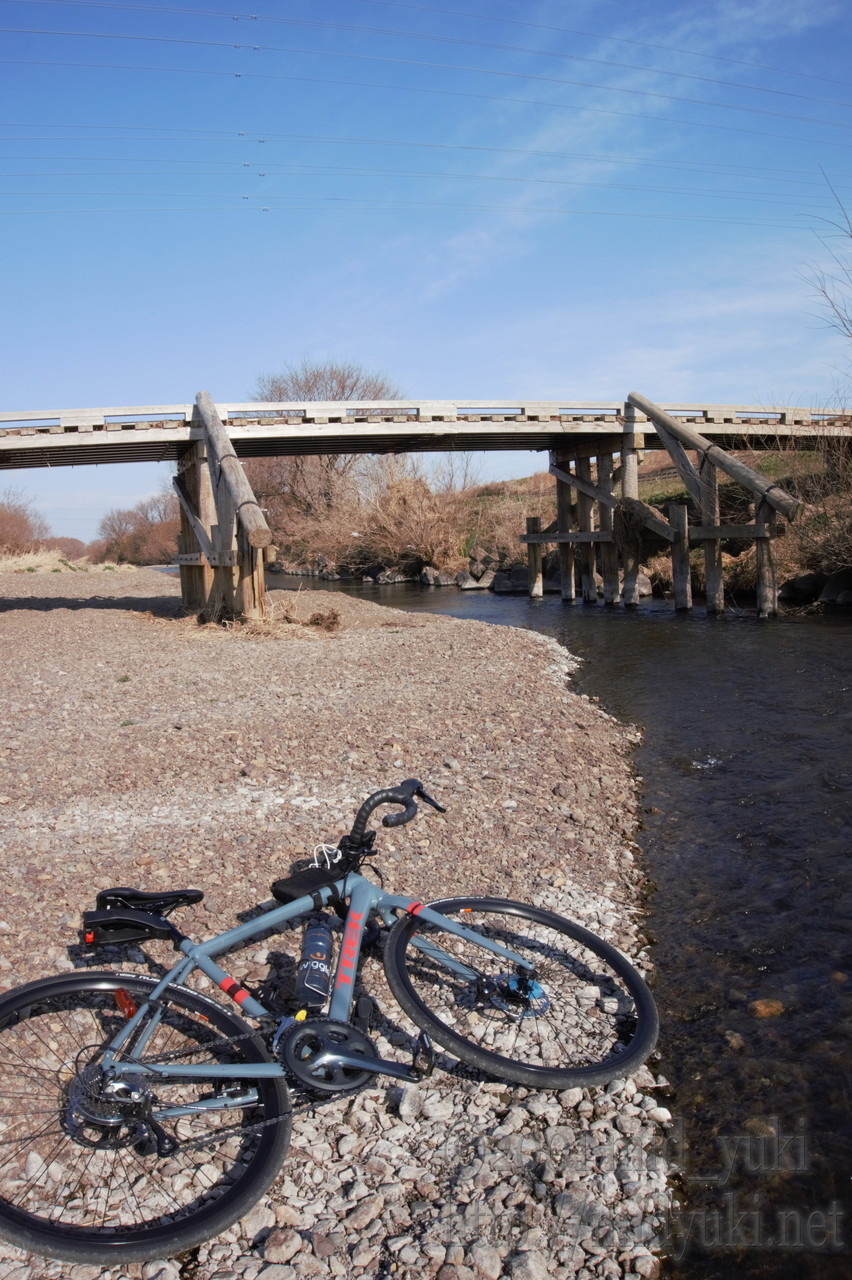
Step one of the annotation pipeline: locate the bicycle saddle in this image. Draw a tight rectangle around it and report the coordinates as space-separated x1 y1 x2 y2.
95 887 204 916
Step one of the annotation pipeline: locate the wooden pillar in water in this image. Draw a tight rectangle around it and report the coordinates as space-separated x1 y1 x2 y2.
669 502 692 611
700 455 724 614
620 411 642 607
597 451 620 604
554 450 576 600
575 458 598 603
755 499 778 618
526 516 544 598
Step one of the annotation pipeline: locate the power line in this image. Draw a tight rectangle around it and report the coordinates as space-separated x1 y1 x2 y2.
0 129 848 189
16 0 851 92
5 58 852 153
0 167 835 211
0 193 812 228
4 27 852 130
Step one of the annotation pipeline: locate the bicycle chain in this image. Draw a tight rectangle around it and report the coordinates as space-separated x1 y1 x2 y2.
119 1022 341 1156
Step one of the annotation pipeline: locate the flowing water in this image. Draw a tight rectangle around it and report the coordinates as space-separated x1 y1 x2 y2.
280 575 852 1279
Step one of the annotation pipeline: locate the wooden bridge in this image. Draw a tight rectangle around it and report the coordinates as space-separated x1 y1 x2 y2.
0 397 845 470
1 393 848 619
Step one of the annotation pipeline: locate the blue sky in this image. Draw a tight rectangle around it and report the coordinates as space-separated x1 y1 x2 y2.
2 0 851 540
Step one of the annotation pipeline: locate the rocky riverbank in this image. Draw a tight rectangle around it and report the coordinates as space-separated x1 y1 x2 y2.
0 571 671 1280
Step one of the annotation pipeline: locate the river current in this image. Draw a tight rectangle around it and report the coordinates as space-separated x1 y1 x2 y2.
279 576 852 1280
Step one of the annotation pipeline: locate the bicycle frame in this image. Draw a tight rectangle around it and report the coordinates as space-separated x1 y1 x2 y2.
103 872 536 1097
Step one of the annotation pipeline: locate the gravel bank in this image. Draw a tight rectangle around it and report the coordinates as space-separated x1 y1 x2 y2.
0 571 671 1280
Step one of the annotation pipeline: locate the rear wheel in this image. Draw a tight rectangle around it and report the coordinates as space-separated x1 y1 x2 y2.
0 971 291 1263
384 897 658 1088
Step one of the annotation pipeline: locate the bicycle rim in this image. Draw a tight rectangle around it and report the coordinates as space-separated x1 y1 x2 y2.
0 971 291 1263
384 897 658 1088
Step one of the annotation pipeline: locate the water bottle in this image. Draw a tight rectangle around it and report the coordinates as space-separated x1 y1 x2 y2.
294 914 335 1011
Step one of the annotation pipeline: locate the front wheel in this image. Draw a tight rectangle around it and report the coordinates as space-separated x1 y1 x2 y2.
0 971 291 1264
384 897 658 1088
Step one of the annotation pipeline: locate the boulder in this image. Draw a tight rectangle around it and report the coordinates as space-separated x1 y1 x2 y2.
818 568 852 604
377 569 416 583
459 569 496 590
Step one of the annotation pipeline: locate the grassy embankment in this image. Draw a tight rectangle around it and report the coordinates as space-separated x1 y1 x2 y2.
0 549 132 574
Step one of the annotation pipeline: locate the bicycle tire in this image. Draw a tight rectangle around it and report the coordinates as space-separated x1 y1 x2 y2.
0 970 291 1264
384 897 658 1088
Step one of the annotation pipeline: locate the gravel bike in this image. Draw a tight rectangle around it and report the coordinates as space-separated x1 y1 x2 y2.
0 779 658 1264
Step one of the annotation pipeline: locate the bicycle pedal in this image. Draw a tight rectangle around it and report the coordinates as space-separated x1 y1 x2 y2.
412 1031 435 1079
353 993 375 1033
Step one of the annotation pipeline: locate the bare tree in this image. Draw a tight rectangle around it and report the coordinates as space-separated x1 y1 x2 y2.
0 488 50 552
807 178 852 351
245 360 407 548
91 485 180 564
253 357 404 404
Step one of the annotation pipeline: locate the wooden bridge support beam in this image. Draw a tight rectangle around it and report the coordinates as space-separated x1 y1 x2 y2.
620 419 642 607
554 450 576 600
598 451 620 604
176 442 215 613
700 455 725 615
576 458 598 603
173 393 273 621
755 500 778 618
526 516 544 597
669 503 692 611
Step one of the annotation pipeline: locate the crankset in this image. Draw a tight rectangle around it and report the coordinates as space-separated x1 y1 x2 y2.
278 1017 379 1094
277 1016 435 1094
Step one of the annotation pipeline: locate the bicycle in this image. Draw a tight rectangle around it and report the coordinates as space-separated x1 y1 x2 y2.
0 778 658 1264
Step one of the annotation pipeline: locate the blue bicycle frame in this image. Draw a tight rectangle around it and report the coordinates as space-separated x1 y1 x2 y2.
102 872 536 1098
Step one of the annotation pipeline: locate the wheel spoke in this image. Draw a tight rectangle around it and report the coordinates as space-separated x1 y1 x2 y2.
385 897 657 1088
0 974 291 1264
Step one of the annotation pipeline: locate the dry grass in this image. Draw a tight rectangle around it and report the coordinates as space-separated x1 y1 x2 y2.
0 549 132 574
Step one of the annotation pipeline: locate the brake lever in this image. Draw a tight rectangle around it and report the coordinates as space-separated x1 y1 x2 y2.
416 786 447 814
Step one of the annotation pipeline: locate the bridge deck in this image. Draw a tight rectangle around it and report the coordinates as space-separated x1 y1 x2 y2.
0 400 847 470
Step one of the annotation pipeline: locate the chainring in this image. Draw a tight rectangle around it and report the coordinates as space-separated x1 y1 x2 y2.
278 1017 378 1094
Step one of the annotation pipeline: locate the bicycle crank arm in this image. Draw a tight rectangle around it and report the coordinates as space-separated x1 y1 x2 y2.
312 1037 434 1084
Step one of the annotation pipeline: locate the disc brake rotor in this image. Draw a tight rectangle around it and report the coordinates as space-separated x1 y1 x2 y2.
481 972 550 1018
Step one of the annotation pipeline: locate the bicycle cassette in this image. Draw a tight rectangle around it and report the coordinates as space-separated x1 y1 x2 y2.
278 1017 379 1094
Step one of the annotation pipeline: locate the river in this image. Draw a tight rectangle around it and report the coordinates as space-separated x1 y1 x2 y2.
275 575 852 1280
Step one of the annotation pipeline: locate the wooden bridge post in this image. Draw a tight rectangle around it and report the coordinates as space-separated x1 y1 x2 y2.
575 459 598 603
621 404 641 502
755 499 778 618
554 450 575 600
526 516 544 597
669 503 692 611
620 410 642 607
175 441 215 612
597 451 620 604
172 393 273 621
700 456 725 614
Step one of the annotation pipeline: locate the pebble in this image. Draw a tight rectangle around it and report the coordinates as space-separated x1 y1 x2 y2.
0 572 669 1280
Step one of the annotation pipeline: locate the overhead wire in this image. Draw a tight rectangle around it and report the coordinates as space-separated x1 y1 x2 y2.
0 194 810 227
1 127 850 190
14 0 851 91
0 164 837 211
3 27 852 130
4 58 852 153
